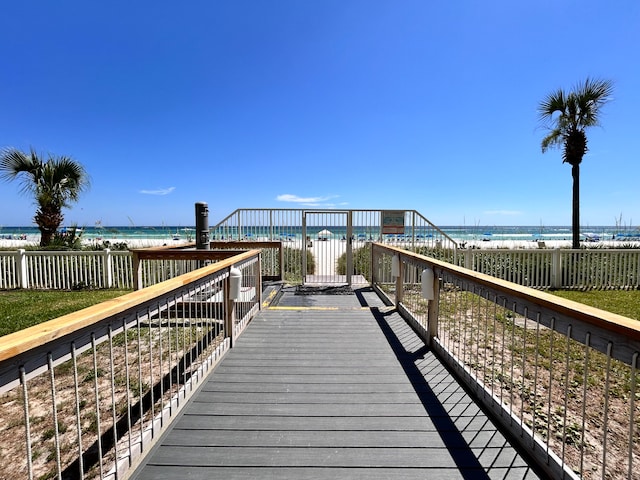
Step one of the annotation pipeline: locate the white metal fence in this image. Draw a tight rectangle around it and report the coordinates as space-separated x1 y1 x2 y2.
372 243 640 480
0 250 261 480
458 247 640 289
0 249 134 290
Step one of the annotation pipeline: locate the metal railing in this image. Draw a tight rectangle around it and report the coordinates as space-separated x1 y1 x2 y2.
371 243 640 480
212 208 457 283
0 250 262 480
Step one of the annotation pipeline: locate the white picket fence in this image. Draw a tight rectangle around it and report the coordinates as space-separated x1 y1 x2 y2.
457 247 640 289
1 247 640 290
0 249 134 290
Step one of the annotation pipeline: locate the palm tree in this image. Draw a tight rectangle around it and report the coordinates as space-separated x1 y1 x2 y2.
0 147 90 247
538 78 613 249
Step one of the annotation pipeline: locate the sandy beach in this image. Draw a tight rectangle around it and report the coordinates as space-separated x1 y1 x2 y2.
0 235 193 250
1 234 632 252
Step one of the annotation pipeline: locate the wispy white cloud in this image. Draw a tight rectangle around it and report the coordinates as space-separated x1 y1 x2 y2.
276 194 346 207
139 187 176 195
276 194 333 203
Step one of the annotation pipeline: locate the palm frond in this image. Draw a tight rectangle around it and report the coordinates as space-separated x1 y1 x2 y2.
540 129 563 153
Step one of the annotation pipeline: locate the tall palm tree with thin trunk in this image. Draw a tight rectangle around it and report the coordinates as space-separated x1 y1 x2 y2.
538 78 613 249
0 147 90 247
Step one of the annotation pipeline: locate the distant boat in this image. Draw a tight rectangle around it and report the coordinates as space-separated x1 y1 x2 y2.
172 230 181 240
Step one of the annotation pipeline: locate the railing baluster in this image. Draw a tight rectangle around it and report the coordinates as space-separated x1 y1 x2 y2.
580 332 591 477
91 334 104 479
71 343 85 479
546 317 555 457
629 352 638 479
108 326 118 478
532 312 541 447
602 342 613 480
123 318 133 468
20 367 34 480
47 353 63 480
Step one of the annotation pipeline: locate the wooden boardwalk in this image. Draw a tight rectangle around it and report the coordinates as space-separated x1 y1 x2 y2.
132 287 542 480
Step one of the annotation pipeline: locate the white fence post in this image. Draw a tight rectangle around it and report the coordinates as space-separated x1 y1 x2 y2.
103 249 113 288
464 249 472 270
551 248 562 289
16 249 28 289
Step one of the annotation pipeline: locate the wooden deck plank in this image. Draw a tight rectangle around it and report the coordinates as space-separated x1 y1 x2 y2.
131 288 541 480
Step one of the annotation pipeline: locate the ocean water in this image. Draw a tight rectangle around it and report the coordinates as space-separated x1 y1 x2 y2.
2 224 639 243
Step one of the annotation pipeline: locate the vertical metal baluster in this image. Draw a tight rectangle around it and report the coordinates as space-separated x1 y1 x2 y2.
188 286 195 379
461 284 469 367
482 293 491 398
182 304 188 393
629 352 638 479
473 288 481 382
48 353 62 479
602 342 613 480
509 302 517 418
521 307 529 433
159 301 164 422
579 333 591 477
491 296 498 399
175 298 181 403
20 367 34 480
71 343 84 479
532 312 542 447
108 326 118 478
170 294 176 405
147 306 155 435
91 334 104 478
123 319 133 467
546 318 556 456
500 297 508 407
136 316 144 450
561 325 572 470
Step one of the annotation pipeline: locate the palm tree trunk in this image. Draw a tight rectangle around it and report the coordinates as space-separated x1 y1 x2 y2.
571 163 580 249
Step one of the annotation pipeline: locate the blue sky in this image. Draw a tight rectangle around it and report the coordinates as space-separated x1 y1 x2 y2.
1 1 638 228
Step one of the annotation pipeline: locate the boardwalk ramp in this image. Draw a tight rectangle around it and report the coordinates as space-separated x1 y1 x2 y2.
132 286 541 479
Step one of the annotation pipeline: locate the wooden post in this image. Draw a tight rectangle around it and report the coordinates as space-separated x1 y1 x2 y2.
257 255 263 309
132 250 142 291
225 273 236 347
279 242 285 281
427 273 440 345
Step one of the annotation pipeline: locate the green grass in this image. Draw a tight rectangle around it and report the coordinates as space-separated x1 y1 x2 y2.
549 289 640 321
0 289 132 336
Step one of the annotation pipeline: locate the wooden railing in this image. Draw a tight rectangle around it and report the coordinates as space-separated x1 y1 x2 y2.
0 250 262 480
371 243 640 480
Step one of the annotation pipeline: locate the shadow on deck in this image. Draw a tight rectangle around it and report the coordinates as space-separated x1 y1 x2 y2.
131 286 543 479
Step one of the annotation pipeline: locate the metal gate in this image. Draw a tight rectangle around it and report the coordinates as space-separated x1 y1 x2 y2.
211 208 458 286
302 210 352 285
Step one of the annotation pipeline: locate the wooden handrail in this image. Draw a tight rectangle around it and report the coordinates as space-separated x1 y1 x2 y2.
376 243 640 341
0 250 260 363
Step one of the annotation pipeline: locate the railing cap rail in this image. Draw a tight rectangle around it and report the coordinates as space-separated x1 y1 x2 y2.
376 243 640 341
0 249 260 363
